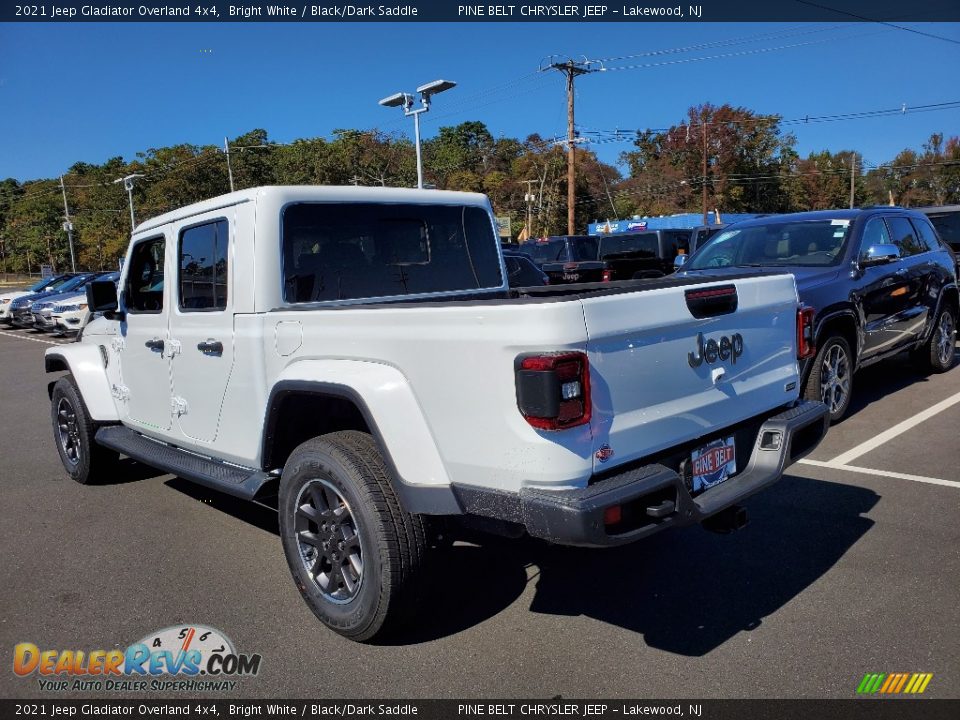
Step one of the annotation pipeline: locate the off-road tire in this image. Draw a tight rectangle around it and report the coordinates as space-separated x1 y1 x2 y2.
50 375 119 484
804 335 854 424
278 430 427 642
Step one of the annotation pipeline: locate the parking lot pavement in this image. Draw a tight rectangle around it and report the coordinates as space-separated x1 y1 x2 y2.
0 327 958 699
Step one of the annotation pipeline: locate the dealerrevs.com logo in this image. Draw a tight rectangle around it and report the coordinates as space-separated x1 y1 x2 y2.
13 625 262 693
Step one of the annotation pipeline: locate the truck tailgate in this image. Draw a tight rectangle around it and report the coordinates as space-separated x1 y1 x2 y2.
582 274 800 473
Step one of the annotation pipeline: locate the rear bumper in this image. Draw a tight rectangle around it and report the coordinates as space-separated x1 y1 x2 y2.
452 400 829 547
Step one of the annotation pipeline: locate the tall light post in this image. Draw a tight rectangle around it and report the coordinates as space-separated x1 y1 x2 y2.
59 176 77 272
379 79 456 189
114 173 144 231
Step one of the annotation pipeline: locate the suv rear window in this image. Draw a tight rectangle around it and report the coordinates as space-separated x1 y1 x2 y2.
282 203 502 303
599 233 658 259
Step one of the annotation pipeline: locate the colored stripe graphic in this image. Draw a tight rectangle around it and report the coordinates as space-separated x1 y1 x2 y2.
857 672 933 694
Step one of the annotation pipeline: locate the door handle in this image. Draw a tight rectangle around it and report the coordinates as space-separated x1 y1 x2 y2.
197 339 223 355
144 338 164 352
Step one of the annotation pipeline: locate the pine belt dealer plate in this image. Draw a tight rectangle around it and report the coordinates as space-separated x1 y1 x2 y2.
691 436 737 493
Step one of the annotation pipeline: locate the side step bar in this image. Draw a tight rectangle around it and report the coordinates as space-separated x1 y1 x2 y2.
95 426 273 501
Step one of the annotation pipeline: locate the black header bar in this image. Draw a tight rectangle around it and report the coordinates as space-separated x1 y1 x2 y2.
4 0 960 22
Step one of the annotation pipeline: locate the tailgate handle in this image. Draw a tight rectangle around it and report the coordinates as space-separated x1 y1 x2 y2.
685 284 738 318
646 499 676 518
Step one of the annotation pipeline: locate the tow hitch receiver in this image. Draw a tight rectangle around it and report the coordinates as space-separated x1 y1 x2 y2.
702 505 748 534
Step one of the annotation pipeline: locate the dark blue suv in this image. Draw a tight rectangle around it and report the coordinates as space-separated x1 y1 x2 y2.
679 208 958 423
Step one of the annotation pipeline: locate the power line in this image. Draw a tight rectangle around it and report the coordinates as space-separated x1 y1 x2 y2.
795 0 960 46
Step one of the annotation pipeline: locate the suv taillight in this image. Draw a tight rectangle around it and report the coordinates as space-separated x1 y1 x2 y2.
602 269 612 282
797 307 816 360
516 352 591 430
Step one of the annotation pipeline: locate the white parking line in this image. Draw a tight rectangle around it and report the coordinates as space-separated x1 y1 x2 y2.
0 330 66 346
828 389 960 466
799 458 960 489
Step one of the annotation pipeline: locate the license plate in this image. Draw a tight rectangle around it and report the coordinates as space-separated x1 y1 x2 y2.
691 436 736 493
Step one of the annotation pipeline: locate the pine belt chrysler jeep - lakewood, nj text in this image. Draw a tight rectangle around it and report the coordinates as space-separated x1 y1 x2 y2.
44 186 829 642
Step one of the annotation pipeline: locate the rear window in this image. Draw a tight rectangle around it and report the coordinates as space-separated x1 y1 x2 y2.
282 203 502 303
524 239 567 263
599 233 658 259
568 237 599 261
926 211 960 248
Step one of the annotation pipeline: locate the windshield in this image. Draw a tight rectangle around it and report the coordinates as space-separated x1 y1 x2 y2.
688 219 852 270
54 275 93 294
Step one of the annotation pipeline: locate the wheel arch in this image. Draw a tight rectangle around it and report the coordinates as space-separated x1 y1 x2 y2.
920 283 960 344
808 309 859 378
44 345 120 423
261 378 461 516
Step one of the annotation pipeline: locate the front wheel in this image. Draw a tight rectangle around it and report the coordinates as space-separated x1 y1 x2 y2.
50 376 119 484
804 335 854 424
278 431 427 642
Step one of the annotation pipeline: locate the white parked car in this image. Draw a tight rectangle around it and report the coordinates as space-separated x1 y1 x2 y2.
0 275 75 323
49 273 119 335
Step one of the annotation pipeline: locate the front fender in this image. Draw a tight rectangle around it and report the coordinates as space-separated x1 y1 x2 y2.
44 345 120 423
268 358 454 497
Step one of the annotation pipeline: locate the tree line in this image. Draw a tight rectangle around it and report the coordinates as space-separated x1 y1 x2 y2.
1 104 958 274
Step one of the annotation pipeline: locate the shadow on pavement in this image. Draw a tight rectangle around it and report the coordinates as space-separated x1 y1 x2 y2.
525 474 878 655
95 458 167 485
158 473 878 652
843 346 958 422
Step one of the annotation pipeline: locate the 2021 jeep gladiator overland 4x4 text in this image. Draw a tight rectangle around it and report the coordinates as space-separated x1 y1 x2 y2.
45 186 828 641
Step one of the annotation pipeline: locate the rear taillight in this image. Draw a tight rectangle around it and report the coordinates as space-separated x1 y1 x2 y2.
516 351 591 430
602 269 612 282
797 307 816 359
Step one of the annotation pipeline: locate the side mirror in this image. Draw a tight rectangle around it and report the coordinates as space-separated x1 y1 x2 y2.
860 243 901 267
86 280 119 315
674 254 688 269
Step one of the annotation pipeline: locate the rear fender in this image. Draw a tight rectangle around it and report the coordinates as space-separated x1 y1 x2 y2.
44 345 120 423
264 360 459 515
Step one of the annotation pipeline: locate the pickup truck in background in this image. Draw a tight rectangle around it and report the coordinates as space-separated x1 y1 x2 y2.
45 186 829 642
518 235 604 284
598 229 694 280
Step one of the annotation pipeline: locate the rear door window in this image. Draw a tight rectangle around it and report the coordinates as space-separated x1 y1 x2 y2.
910 217 944 252
282 203 502 303
886 217 924 257
179 219 229 311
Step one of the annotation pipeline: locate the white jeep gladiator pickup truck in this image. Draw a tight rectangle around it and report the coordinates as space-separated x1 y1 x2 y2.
45 186 828 642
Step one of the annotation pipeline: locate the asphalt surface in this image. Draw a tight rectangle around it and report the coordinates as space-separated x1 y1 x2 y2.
0 325 958 699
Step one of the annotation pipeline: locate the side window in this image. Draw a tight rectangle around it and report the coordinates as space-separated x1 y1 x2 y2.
179 219 229 311
859 217 890 260
910 217 942 253
125 237 165 314
886 217 923 257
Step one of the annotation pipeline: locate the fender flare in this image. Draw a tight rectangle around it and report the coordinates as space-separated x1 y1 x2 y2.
919 282 959 344
44 345 120 423
261 362 461 515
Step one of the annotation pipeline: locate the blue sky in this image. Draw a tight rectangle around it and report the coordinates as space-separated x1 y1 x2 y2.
1 20 959 181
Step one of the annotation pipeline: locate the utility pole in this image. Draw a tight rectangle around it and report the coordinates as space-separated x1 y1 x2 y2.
849 153 856 209
523 179 538 240
59 176 77 272
114 173 144 232
224 137 235 193
546 58 599 235
701 116 709 225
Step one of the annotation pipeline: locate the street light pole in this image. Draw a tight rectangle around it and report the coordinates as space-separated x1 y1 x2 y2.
59 176 77 272
114 173 144 231
224 137 235 193
379 79 456 189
